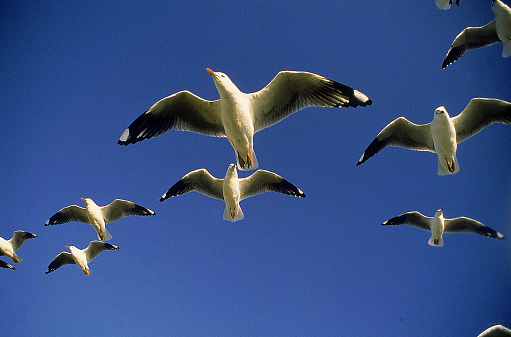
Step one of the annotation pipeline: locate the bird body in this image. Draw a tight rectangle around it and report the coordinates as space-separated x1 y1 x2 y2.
382 209 504 246
0 231 37 264
46 241 119 275
160 163 306 222
494 0 511 58
45 198 155 240
118 69 372 170
356 98 511 174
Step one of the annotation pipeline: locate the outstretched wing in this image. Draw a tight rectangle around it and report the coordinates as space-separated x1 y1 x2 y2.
357 117 433 166
118 91 224 145
85 241 119 262
46 252 75 274
382 211 432 231
102 199 155 224
452 98 511 143
239 169 306 200
45 205 89 226
160 168 224 201
10 231 37 251
444 217 504 238
251 71 372 132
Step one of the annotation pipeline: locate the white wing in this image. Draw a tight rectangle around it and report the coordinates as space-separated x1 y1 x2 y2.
444 217 504 238
250 71 372 132
46 252 75 274
160 168 224 201
45 205 89 225
10 231 37 251
85 241 119 262
239 170 306 200
101 199 155 224
382 211 432 231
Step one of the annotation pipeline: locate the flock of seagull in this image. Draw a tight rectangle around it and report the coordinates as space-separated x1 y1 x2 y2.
1 0 510 300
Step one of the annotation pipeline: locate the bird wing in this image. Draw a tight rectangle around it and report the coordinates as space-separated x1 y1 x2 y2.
101 199 155 223
444 217 504 238
160 168 224 201
452 98 511 143
382 211 432 231
442 21 499 69
0 260 15 269
46 252 75 274
118 90 224 145
357 117 434 165
45 205 89 225
239 169 306 200
10 231 37 251
250 71 372 132
85 241 119 262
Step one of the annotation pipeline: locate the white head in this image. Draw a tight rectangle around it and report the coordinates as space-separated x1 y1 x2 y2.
434 106 450 119
225 163 238 180
492 0 506 14
66 245 77 253
206 68 239 96
81 197 92 205
435 208 444 217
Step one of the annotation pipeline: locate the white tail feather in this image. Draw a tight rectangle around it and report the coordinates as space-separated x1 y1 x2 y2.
428 236 444 247
223 204 244 222
236 148 258 171
437 155 459 175
98 228 113 241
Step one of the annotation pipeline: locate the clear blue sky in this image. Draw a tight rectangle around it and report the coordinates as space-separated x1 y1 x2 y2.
1 1 510 336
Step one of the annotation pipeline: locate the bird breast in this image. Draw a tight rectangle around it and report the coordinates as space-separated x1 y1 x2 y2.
431 116 457 155
223 173 241 207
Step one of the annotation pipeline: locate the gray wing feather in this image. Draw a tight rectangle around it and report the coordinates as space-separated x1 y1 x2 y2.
160 169 224 201
45 205 89 225
10 231 37 251
442 21 499 69
118 91 224 145
85 241 119 262
239 170 306 200
382 211 432 231
444 217 504 238
357 117 434 165
251 71 372 132
102 199 155 223
46 252 75 274
452 98 511 143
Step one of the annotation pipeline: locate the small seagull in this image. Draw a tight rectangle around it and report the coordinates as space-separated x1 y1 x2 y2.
382 208 504 247
436 0 461 10
442 0 511 69
0 230 37 264
46 241 119 275
160 163 306 222
118 69 372 171
356 98 511 175
45 198 155 241
0 260 15 269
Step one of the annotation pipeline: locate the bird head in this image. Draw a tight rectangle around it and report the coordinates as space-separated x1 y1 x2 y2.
435 208 444 216
206 68 239 96
225 163 238 180
434 106 450 119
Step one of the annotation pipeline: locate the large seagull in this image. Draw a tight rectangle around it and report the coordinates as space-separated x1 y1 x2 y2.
0 230 37 264
160 163 306 222
356 98 511 175
442 0 511 69
118 69 372 170
382 208 504 247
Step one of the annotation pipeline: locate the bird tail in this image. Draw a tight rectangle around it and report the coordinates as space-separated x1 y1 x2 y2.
98 228 113 241
223 204 244 222
236 148 258 171
502 42 511 58
12 254 22 264
428 236 444 247
437 155 459 175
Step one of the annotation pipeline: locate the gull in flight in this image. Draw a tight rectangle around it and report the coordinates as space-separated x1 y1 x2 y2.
118 69 372 170
46 241 119 275
382 208 505 247
0 260 15 269
160 163 306 222
477 325 511 337
45 198 155 241
436 0 460 10
356 98 511 175
442 0 511 68
0 230 37 264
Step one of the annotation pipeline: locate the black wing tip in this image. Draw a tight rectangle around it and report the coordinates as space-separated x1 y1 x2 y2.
160 180 190 202
442 46 463 69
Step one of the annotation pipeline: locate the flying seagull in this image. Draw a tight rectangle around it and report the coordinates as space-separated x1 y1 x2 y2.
442 0 511 69
477 325 511 337
46 241 119 275
0 230 37 264
382 208 504 247
160 163 306 222
356 98 511 175
118 69 372 170
45 198 155 241
0 260 15 269
436 0 460 10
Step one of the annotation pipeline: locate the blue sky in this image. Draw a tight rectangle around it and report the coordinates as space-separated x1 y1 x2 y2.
1 1 510 336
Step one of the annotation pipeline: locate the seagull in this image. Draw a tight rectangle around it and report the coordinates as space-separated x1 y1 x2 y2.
160 163 306 222
0 230 37 264
356 98 511 175
118 69 372 170
46 241 119 275
442 0 511 69
0 260 15 269
436 0 461 10
45 198 155 241
477 325 511 337
382 208 505 247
